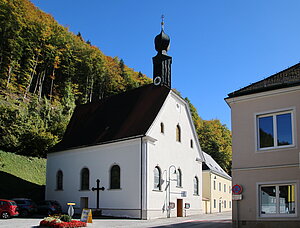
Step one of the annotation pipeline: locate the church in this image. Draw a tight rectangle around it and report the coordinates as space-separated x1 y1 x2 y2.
45 23 204 219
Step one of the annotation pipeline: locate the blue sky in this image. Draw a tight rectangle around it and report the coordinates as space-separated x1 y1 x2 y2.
31 0 300 128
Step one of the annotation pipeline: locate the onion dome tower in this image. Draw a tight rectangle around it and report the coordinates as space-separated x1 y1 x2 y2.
153 15 172 88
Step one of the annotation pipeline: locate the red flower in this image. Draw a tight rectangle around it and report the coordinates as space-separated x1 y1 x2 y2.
39 219 87 228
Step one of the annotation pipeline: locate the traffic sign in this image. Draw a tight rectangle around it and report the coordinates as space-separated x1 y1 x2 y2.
232 194 242 201
232 184 243 195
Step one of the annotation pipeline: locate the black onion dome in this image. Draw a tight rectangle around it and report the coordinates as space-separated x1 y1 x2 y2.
154 30 170 53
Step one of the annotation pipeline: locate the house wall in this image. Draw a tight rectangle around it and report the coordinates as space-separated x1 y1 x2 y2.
210 173 232 213
202 171 232 214
202 172 211 200
145 92 203 219
46 138 142 218
228 86 300 226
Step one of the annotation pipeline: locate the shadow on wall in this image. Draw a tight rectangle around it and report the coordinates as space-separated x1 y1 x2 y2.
0 171 45 201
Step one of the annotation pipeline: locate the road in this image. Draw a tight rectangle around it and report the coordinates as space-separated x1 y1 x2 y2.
0 211 231 228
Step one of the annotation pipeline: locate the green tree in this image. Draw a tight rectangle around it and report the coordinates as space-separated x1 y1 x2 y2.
198 119 232 174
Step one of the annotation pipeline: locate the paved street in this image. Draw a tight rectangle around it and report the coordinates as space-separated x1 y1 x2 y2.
0 211 231 228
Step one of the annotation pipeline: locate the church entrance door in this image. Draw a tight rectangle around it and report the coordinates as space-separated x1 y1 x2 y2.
80 197 89 210
177 199 183 217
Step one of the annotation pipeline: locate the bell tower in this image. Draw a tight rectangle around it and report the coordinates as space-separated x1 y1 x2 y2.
153 16 172 88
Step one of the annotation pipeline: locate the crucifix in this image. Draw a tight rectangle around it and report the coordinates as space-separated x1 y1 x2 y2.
92 179 105 209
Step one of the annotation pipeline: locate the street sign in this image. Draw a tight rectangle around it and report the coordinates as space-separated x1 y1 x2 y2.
81 209 93 223
184 203 190 209
181 191 187 197
232 184 243 195
232 194 242 201
168 202 175 209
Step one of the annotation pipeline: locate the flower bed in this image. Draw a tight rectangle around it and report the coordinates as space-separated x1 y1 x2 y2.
40 217 87 228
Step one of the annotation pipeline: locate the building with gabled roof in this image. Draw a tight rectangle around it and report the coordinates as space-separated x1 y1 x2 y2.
202 152 232 214
225 62 300 227
46 24 204 219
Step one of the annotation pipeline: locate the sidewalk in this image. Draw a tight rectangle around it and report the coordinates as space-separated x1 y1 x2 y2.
87 211 232 228
0 211 231 228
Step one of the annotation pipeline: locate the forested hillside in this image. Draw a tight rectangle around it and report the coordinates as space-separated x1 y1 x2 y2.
0 0 231 173
0 0 151 157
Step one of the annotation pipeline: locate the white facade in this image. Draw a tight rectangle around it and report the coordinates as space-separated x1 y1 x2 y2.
46 91 204 219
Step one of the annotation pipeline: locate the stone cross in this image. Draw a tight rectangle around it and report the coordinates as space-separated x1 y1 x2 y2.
92 179 105 209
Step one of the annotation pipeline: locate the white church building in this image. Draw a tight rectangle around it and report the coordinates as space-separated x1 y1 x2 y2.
46 24 204 219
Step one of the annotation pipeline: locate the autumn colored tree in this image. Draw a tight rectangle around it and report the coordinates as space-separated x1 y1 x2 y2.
198 119 232 174
0 0 151 157
185 98 232 174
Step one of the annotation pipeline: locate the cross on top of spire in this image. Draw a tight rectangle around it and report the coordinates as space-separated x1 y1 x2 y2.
161 14 165 31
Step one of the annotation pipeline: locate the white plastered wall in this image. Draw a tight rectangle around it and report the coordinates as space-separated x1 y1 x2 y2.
145 91 204 219
46 138 142 218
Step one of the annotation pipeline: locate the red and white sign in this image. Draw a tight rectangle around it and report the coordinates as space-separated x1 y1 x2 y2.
232 184 243 195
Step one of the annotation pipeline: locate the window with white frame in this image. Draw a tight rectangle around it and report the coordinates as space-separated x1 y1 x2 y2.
160 122 164 134
224 184 226 192
110 165 121 189
176 124 181 142
194 176 199 195
154 166 161 190
259 183 296 216
257 111 294 150
219 182 221 191
213 180 216 190
224 200 226 208
80 168 89 190
214 199 216 208
177 169 182 187
56 170 63 190
229 201 231 208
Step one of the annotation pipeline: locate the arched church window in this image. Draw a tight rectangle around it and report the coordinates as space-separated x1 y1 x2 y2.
176 124 181 142
110 165 120 189
177 169 182 187
154 166 161 190
190 139 193 148
80 168 90 190
160 122 164 133
194 176 199 195
56 170 63 190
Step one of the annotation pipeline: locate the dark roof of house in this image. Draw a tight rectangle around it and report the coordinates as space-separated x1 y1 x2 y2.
227 62 300 98
51 84 170 152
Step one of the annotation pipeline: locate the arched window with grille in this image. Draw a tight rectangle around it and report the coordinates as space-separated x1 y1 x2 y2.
56 170 63 190
177 169 182 187
80 168 90 190
194 176 199 195
154 166 161 190
110 165 121 189
176 124 181 142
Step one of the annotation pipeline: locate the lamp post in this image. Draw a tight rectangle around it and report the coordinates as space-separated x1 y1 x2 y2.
167 165 177 218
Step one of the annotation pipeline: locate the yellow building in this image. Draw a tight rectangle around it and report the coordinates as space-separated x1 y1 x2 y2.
202 152 232 214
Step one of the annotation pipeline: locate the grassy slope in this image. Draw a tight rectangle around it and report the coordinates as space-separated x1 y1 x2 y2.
0 150 46 186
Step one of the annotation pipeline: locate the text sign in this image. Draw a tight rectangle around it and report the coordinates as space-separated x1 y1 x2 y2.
184 203 190 209
232 184 243 195
80 208 93 223
168 202 175 209
232 194 242 201
181 191 187 197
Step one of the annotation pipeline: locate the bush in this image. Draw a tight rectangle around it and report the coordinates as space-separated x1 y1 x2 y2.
60 214 72 222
